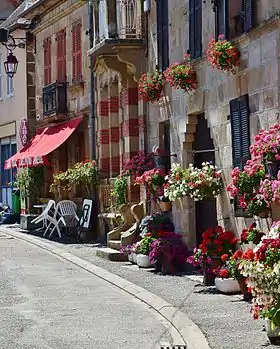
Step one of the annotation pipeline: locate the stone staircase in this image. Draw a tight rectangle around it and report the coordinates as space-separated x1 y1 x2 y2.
96 202 145 261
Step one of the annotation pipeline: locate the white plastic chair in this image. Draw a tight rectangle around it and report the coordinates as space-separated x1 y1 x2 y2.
31 200 56 229
46 200 79 238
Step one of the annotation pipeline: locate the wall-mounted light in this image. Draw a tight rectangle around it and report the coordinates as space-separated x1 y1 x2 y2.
4 51 18 78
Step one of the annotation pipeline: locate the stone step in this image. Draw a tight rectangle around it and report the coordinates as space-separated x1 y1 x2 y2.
108 240 121 250
96 247 128 262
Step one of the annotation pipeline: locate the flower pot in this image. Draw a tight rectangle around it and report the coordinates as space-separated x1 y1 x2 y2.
131 252 137 264
203 257 221 286
237 276 252 301
159 201 172 212
265 319 280 345
128 254 134 263
215 277 241 294
265 160 280 179
136 254 152 268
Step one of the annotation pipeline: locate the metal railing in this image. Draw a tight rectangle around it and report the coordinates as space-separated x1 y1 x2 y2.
94 0 143 46
42 82 68 117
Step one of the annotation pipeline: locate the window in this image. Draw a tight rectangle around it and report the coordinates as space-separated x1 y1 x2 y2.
72 21 82 83
230 94 250 216
56 29 66 83
156 0 169 71
0 53 2 99
159 120 171 172
6 72 14 96
43 37 52 86
189 0 202 59
217 0 254 39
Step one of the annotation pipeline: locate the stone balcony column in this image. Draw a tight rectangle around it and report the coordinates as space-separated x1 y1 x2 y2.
108 80 120 177
93 1 100 45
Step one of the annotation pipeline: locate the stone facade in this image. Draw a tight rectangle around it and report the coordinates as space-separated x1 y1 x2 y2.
146 1 280 247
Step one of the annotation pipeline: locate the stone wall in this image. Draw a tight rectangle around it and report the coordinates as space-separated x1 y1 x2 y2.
146 0 280 246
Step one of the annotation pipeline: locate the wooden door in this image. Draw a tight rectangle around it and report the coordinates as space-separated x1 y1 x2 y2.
193 114 218 246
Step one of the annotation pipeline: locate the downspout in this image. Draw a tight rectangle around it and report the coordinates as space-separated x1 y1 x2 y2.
88 0 95 161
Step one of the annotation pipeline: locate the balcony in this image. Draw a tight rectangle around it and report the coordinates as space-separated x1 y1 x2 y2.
42 82 68 120
89 0 144 57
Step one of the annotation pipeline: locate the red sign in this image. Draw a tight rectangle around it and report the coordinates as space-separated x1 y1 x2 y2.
19 119 28 146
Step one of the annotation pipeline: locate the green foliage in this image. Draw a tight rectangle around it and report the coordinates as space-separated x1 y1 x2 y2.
14 167 44 199
112 175 128 208
136 237 155 255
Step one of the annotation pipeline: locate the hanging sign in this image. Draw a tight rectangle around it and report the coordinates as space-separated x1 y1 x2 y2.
19 119 28 146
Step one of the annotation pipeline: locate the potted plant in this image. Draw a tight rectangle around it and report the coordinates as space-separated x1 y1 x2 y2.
120 244 134 263
112 175 128 208
135 168 166 200
164 54 197 93
157 196 172 212
149 231 189 275
122 150 155 178
239 222 280 343
250 124 280 178
206 35 240 74
187 247 212 271
199 226 239 285
139 212 174 238
226 160 269 217
240 223 264 248
214 260 241 294
138 70 165 103
135 236 155 268
164 163 190 202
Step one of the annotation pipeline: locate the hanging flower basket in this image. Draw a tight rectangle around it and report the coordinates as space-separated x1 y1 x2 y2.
138 70 164 103
206 35 240 74
164 54 197 93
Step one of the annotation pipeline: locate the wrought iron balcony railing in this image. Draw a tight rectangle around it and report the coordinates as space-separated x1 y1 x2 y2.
42 82 68 118
93 0 144 46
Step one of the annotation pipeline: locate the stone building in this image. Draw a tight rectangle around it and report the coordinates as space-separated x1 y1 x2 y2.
7 0 91 198
145 0 280 247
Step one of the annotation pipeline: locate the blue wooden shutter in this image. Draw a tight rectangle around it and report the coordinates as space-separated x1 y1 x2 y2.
156 0 169 71
189 0 195 58
230 94 250 170
194 0 202 58
244 0 254 32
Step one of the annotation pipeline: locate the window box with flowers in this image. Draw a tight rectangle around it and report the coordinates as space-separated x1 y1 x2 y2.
135 168 166 201
207 35 240 74
164 54 197 93
138 70 165 103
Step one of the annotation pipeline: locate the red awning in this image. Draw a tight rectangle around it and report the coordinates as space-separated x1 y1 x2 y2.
5 117 83 169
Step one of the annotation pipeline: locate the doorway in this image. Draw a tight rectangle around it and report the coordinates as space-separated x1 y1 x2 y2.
193 114 218 246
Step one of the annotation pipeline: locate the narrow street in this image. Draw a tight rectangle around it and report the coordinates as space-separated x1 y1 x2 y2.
0 234 174 349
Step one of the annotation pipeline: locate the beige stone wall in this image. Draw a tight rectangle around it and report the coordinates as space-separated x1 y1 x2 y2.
33 0 90 119
146 0 280 245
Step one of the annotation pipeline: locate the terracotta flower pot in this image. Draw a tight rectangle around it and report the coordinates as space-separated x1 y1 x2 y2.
237 276 252 301
159 201 172 212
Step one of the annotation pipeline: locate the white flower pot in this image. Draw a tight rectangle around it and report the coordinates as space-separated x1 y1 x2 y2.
136 254 151 268
215 277 241 294
128 254 134 263
131 252 137 264
265 319 280 345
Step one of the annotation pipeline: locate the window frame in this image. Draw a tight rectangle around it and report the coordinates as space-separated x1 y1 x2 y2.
156 0 169 71
189 0 202 59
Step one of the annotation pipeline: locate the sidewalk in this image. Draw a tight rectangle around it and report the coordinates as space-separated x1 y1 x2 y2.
3 226 278 349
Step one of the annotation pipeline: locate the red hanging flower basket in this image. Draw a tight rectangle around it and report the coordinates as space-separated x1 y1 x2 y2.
164 54 197 93
206 35 240 74
138 70 164 103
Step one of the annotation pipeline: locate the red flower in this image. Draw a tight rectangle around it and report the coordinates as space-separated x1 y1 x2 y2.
221 254 229 262
219 268 229 278
232 250 242 260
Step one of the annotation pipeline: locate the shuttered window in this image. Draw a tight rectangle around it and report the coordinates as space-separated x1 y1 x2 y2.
72 21 82 83
215 0 228 39
226 0 254 38
44 37 52 86
189 0 202 59
156 0 169 71
56 29 66 83
244 0 254 32
230 94 251 216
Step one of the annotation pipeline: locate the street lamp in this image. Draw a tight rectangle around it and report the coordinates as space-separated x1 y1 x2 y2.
4 51 18 78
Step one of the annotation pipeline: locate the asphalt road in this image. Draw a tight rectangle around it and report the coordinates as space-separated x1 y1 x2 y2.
0 233 173 349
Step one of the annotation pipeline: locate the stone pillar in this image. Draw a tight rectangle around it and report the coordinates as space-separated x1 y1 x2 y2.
108 81 120 177
122 75 140 202
98 86 110 177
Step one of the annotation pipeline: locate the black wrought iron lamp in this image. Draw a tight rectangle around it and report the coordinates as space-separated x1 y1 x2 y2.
0 28 33 78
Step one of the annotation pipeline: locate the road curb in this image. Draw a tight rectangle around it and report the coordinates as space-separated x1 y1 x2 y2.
1 227 211 349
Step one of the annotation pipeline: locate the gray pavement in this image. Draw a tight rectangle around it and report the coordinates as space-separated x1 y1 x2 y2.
2 226 280 349
0 234 175 349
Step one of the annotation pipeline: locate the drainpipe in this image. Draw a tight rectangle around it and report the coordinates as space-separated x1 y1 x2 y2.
88 0 95 161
